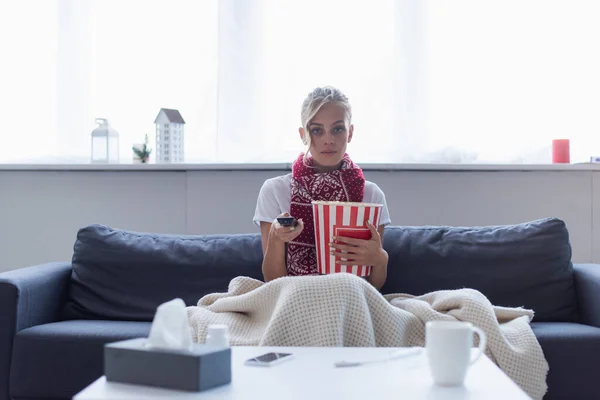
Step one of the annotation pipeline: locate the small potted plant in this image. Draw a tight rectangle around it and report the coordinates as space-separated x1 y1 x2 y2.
132 134 152 163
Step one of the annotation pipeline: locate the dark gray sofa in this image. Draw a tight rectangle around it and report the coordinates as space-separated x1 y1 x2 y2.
1 218 599 400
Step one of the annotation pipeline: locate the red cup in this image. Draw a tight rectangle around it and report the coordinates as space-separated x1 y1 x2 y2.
552 139 570 164
312 201 383 277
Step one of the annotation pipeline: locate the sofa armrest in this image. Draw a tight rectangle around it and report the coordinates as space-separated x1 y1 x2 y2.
573 263 600 328
0 262 72 400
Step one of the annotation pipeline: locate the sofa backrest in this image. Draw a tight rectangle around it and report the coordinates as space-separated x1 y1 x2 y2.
63 218 578 323
381 217 578 322
63 225 264 321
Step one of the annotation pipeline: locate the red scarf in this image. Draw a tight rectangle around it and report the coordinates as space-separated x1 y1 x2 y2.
287 153 365 275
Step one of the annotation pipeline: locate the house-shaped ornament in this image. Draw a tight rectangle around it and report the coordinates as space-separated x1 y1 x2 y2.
154 108 185 163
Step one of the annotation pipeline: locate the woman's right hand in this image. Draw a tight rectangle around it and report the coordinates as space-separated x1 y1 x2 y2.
270 212 304 243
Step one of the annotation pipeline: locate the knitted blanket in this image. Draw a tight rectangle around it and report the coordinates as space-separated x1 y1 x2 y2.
187 273 548 399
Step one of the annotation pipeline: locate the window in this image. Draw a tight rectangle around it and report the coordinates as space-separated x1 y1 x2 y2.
420 0 600 163
2 0 600 164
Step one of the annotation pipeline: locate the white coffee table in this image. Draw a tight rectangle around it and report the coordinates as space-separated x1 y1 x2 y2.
74 346 531 400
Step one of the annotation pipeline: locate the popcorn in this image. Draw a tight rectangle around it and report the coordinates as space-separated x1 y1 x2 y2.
312 201 383 276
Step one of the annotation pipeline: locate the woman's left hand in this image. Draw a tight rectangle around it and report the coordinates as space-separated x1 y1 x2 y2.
329 221 387 268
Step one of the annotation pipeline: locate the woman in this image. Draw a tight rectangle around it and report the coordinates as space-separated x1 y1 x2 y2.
253 86 392 289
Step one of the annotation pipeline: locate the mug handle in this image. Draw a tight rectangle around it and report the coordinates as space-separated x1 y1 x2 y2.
469 326 487 365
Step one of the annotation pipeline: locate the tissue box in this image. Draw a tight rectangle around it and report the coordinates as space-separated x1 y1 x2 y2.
104 338 231 392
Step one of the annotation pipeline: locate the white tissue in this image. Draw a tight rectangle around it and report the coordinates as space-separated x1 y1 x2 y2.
146 298 193 352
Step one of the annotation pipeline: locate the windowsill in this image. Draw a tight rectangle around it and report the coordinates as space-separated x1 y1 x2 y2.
1 163 600 172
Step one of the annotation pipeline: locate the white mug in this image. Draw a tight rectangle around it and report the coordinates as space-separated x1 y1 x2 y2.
425 321 487 386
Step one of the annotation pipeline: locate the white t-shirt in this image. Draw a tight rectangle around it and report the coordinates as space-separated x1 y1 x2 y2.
253 173 392 227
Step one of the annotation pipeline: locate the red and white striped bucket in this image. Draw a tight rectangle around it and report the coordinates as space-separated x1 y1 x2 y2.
312 201 383 277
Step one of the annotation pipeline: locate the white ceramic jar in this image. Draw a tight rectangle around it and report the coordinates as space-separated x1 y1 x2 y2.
205 324 230 348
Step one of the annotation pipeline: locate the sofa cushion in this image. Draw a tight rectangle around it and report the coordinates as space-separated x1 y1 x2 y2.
531 322 600 400
9 320 151 399
63 224 264 321
381 218 578 322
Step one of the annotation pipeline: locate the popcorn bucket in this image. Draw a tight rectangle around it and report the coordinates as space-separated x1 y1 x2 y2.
312 201 383 277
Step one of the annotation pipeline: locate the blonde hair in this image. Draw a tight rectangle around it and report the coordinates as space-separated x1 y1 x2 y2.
300 86 352 164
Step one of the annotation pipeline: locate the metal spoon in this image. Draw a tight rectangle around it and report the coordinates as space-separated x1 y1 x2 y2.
334 347 423 368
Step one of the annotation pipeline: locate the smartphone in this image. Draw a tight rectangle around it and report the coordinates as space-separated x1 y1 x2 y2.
335 227 372 241
277 217 298 227
244 352 294 367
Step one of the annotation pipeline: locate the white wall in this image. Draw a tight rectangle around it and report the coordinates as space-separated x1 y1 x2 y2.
0 166 597 272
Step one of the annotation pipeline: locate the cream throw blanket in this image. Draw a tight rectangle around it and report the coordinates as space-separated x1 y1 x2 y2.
187 273 548 400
